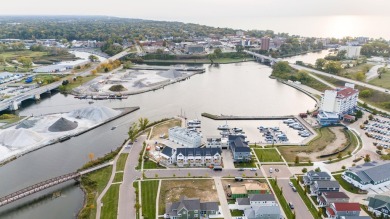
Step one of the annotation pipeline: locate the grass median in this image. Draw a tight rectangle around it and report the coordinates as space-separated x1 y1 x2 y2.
141 180 159 219
269 179 294 219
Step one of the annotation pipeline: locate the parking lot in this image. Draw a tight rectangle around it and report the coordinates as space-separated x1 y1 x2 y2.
362 116 390 150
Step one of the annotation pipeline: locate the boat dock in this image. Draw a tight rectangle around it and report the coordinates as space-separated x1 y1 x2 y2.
130 65 205 72
201 113 294 120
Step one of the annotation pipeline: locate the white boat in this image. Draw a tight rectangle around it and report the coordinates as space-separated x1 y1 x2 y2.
218 124 230 130
283 119 295 124
220 131 230 136
187 124 201 128
232 127 243 132
187 119 201 125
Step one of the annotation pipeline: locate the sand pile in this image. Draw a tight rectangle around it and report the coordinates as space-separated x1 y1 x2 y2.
157 69 183 79
48 117 78 132
16 119 38 129
68 106 120 123
0 129 44 149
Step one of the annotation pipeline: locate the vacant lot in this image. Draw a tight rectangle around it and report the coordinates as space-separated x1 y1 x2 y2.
158 179 218 214
254 149 283 162
369 68 390 89
141 180 159 219
339 63 374 80
150 119 182 140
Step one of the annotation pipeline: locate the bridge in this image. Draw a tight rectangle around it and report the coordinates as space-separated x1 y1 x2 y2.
0 162 112 208
0 81 62 111
244 50 281 65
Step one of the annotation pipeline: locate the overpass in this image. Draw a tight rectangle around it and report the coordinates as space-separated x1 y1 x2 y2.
244 50 281 65
0 162 112 208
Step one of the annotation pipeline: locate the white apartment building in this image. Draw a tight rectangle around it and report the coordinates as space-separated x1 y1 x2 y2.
339 45 361 59
206 136 229 149
320 83 359 115
168 126 202 148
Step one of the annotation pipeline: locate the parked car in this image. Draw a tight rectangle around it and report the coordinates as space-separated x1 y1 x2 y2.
250 168 257 171
238 168 244 171
289 202 294 209
289 182 293 187
269 168 273 173
292 187 297 192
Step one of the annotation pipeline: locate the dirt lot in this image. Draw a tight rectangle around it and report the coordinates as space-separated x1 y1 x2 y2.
279 126 349 162
158 179 217 214
150 119 182 140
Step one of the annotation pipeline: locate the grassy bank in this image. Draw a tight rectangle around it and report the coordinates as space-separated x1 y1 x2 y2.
0 114 25 128
78 166 113 219
101 184 120 219
116 153 128 171
59 75 98 94
141 180 159 219
333 174 361 194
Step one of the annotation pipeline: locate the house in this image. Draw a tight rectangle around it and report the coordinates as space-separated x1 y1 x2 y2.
235 194 277 210
244 205 282 219
168 127 202 148
342 161 390 191
164 196 219 219
317 192 350 207
160 146 176 165
175 148 222 167
326 203 361 219
186 45 205 54
206 136 228 149
310 180 340 196
367 194 390 218
228 135 251 162
303 170 332 185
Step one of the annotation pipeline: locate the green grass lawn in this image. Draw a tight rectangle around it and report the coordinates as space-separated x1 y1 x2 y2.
339 63 374 80
230 209 244 216
290 178 320 219
116 153 128 171
78 166 113 219
254 149 284 162
113 172 124 183
101 184 120 219
369 68 390 89
141 180 159 219
333 174 362 194
234 161 257 168
143 160 166 169
269 179 294 219
58 75 98 93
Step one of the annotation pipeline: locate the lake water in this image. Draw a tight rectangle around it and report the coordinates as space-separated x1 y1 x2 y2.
0 53 325 218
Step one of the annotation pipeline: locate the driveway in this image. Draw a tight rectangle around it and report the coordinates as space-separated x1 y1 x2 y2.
278 179 314 219
222 150 235 169
117 135 146 219
214 177 232 219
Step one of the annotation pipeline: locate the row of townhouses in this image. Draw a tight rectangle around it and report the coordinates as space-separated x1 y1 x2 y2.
160 147 222 167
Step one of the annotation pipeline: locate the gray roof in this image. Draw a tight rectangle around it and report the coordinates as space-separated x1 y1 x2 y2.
200 202 218 211
244 205 281 218
348 161 390 183
340 217 371 219
249 193 276 202
322 192 349 199
176 147 221 157
368 195 390 210
316 180 340 189
307 170 331 179
161 146 173 157
166 196 218 215
236 198 250 205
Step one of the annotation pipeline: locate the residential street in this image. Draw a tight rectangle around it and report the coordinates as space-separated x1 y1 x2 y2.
117 135 146 219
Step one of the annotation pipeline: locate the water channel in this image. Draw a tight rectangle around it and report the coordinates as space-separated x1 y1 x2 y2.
0 51 325 218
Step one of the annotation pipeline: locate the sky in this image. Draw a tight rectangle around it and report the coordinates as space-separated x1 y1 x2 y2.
1 0 390 38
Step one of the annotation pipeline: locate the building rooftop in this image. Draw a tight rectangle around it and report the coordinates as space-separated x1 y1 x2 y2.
332 202 360 211
176 147 221 157
307 170 331 179
337 87 359 99
322 192 349 199
348 161 390 183
249 193 275 202
316 180 340 188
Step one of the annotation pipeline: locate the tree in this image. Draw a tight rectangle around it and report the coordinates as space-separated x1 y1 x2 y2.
88 55 99 62
18 56 32 68
91 69 98 75
342 165 346 169
302 168 308 173
315 58 326 69
355 110 363 119
359 89 372 98
208 53 217 64
280 186 283 196
138 117 149 132
235 45 244 53
128 123 139 143
368 114 374 120
355 72 366 81
88 153 95 161
315 167 321 172
213 48 222 58
318 208 323 218
364 154 371 162
337 152 342 159
324 61 342 74
294 156 300 164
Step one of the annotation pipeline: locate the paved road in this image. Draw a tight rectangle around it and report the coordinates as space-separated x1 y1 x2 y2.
278 179 314 219
366 64 384 81
214 177 232 219
291 64 390 94
117 135 146 219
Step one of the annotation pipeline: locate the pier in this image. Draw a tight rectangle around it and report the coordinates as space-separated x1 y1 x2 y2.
201 113 295 120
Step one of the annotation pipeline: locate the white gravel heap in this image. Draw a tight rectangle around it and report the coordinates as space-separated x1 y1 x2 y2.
67 106 120 123
0 129 44 149
157 69 183 79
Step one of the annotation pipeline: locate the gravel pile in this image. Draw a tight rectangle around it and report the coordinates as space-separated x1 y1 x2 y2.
16 119 38 129
68 106 120 123
48 117 78 132
0 129 44 149
157 69 183 79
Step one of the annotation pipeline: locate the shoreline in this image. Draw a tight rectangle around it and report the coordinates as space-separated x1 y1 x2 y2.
0 106 140 166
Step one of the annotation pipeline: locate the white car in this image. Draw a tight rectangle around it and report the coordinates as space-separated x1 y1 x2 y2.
289 182 293 187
